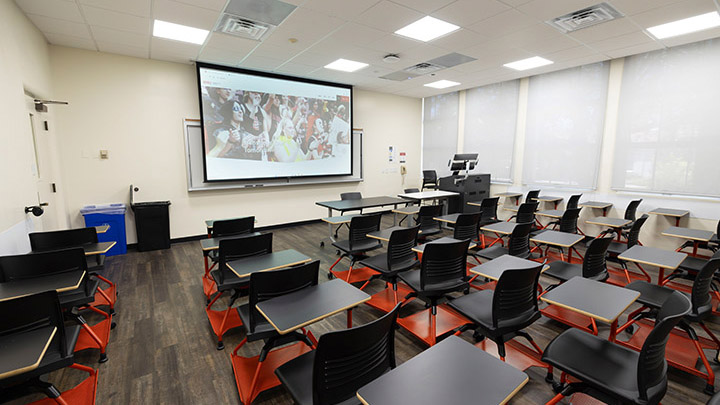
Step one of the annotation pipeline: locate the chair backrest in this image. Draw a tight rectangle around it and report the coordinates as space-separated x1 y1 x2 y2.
387 226 419 271
624 199 643 221
248 260 319 333
29 227 98 252
416 205 442 230
627 214 649 248
582 236 613 280
566 194 582 210
558 208 581 234
637 291 691 402
515 202 538 224
212 216 255 238
422 170 437 183
403 188 419 194
217 233 273 283
0 291 68 360
508 222 533 258
312 304 399 405
525 190 540 203
716 219 720 237
690 251 720 317
340 192 362 201
420 239 470 291
479 197 499 222
348 214 382 249
0 247 88 282
453 213 481 241
492 262 544 329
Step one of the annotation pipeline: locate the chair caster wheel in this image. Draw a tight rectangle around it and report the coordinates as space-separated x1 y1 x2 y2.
624 325 635 334
336 250 341 255
705 384 715 395
472 331 484 342
99 353 108 363
463 289 470 295
109 309 116 316
320 241 325 247
327 273 335 280
552 382 564 394
217 341 225 351
545 373 554 383
111 322 117 329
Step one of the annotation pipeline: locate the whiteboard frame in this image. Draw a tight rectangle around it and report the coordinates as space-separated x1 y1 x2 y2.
183 118 363 192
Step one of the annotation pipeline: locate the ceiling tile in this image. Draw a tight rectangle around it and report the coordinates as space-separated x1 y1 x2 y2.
240 55 285 71
170 0 229 12
96 41 150 58
432 0 510 27
431 28 488 51
249 43 304 61
353 1 424 32
323 23 387 48
78 0 151 17
152 0 220 31
545 45 601 62
498 0 532 6
603 40 664 59
27 14 92 38
261 7 345 49
275 61 318 75
628 0 718 28
301 0 380 19
18 0 84 22
44 32 97 50
468 9 540 38
90 25 149 48
586 31 655 53
390 0 455 14
607 0 685 16
516 0 602 22
198 46 248 66
567 17 642 44
204 33 259 53
362 33 419 54
150 36 201 63
81 5 151 34
287 50 334 67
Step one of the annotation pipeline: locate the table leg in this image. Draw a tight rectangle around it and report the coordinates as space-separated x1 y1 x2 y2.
515 196 519 206
393 211 398 226
566 247 571 263
676 217 680 227
609 319 618 342
347 309 353 328
693 241 699 257
602 207 608 216
658 267 665 285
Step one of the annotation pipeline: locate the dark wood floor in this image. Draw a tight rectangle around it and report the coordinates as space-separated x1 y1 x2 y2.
22 215 719 404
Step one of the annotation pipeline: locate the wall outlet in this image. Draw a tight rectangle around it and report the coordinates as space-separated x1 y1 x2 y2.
99 150 109 159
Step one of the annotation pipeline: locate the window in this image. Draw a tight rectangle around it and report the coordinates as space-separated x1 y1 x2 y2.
612 39 720 197
422 92 458 176
463 80 519 183
523 62 609 189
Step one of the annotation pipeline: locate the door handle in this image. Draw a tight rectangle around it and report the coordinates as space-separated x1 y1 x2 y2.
39 202 49 207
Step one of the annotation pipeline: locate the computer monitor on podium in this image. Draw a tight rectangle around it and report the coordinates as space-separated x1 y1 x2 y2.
449 153 479 175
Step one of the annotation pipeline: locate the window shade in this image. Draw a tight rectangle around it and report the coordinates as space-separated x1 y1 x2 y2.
422 92 459 176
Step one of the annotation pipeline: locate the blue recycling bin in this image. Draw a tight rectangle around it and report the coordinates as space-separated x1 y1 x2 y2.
81 204 127 256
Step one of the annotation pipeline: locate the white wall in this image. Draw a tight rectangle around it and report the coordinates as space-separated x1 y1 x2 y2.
50 46 422 243
0 0 60 254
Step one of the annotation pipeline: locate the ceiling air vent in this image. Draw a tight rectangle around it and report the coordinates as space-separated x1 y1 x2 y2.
547 2 623 33
217 14 272 41
404 62 445 75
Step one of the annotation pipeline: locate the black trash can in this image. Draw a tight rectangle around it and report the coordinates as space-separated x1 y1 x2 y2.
131 201 171 251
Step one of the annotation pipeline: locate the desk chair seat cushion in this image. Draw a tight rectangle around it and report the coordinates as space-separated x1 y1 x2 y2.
625 281 694 318
209 269 248 291
474 246 511 261
236 304 276 341
398 269 467 296
360 253 418 277
543 328 645 404
86 255 105 272
58 278 100 309
678 256 708 274
448 290 539 337
606 241 628 256
275 351 361 405
332 239 382 255
543 261 582 282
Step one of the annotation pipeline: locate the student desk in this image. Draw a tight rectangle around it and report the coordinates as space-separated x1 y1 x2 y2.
83 241 116 256
94 225 109 234
392 206 419 226
536 196 563 209
536 210 564 219
0 271 86 303
433 213 461 224
356 336 528 405
398 191 459 215
530 230 584 262
585 216 631 240
618 245 687 285
256 278 370 333
480 222 517 248
320 214 360 245
225 249 311 279
0 326 57 379
412 237 476 254
200 233 262 252
649 208 689 227
662 226 714 257
316 196 408 217
366 226 420 242
470 254 548 281
579 201 613 216
495 192 522 206
540 276 640 342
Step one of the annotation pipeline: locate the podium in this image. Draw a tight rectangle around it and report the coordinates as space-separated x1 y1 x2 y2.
439 174 490 214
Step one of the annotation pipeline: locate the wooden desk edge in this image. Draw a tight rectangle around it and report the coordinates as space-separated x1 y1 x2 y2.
357 393 369 405
649 210 689 217
412 242 477 253
501 375 529 405
540 291 639 324
616 254 685 270
367 234 390 242
480 226 512 234
322 217 353 225
257 295 372 335
470 264 549 280
579 203 612 208
433 217 456 224
86 241 116 255
226 257 312 279
529 236 584 248
0 327 57 380
536 212 562 218
585 220 630 227
0 271 87 302
661 231 712 242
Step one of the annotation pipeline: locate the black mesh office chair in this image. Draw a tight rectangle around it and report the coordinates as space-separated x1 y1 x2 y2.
474 222 533 261
329 214 383 283
0 291 96 405
477 197 500 226
360 226 420 307
606 214 650 285
544 236 613 284
422 170 438 191
398 188 420 226
207 233 271 350
416 205 443 240
566 194 582 210
453 213 481 241
542 291 690 405
449 261 553 382
275 304 400 405
525 190 540 203
509 201 539 227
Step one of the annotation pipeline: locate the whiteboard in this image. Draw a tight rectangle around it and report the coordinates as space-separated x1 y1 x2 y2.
183 119 363 191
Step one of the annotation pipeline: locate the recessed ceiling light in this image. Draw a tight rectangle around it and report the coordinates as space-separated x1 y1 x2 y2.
503 56 554 71
646 11 720 39
424 80 460 89
324 58 369 72
395 16 460 42
153 20 209 45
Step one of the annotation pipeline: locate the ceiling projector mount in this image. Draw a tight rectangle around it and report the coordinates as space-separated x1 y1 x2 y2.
383 54 400 63
34 99 69 112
